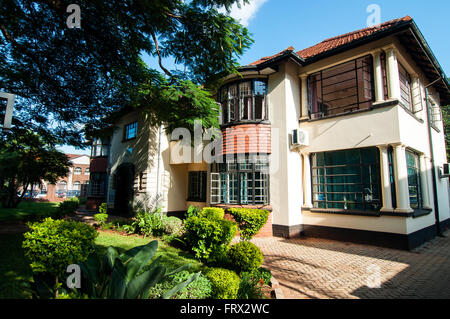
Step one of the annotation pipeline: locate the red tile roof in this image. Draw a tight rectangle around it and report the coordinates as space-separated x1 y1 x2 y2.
248 46 295 66
248 16 412 66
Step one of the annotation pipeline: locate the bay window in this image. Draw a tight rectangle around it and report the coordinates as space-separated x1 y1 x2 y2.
211 154 269 205
311 147 382 212
219 79 268 125
308 55 375 119
89 172 107 196
91 138 110 157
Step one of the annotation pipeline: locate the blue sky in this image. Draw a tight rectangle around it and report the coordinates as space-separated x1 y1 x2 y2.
60 0 450 155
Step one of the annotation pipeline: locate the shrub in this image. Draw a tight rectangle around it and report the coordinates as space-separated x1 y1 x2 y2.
185 205 200 219
228 208 269 240
162 216 185 236
184 216 237 260
98 202 108 214
79 240 200 299
94 213 108 225
227 241 263 274
132 208 165 237
147 270 212 299
206 268 240 299
252 267 272 286
57 197 80 217
198 207 225 220
22 218 98 279
237 271 267 299
78 197 87 205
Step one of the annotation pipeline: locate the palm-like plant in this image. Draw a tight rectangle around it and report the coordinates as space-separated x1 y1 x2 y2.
79 240 199 299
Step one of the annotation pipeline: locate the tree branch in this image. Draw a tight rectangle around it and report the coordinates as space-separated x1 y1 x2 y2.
150 29 172 78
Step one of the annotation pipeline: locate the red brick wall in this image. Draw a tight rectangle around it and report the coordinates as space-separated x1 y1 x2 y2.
90 157 108 172
219 123 271 156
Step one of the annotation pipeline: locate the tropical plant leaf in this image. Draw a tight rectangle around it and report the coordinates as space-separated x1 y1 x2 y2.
161 272 201 299
125 265 166 299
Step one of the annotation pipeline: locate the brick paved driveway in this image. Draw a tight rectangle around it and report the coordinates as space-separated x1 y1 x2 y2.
252 230 450 299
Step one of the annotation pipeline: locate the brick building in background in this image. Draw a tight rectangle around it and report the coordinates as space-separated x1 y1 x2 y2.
45 154 91 201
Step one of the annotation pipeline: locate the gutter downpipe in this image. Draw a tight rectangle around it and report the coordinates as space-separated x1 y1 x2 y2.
424 77 444 237
156 125 163 197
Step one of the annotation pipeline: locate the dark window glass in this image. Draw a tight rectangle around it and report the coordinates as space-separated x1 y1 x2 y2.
188 171 207 202
388 146 397 209
311 147 381 211
308 55 374 119
406 151 422 209
89 172 107 196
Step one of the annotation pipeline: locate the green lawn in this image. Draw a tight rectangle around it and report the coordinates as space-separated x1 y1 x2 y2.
0 230 202 299
0 201 60 222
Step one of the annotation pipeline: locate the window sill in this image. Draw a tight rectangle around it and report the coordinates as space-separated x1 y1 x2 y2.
212 204 272 211
430 124 441 133
299 100 398 123
308 208 380 217
412 208 432 218
398 103 424 124
187 198 207 203
220 120 270 128
122 137 136 143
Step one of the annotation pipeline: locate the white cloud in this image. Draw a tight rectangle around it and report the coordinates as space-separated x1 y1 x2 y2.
219 0 268 27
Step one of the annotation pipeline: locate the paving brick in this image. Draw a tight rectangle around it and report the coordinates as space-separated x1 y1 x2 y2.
252 231 450 299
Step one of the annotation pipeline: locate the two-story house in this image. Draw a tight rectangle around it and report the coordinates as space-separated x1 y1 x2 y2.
88 16 450 249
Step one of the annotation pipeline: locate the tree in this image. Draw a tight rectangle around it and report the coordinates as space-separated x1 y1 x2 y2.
0 0 253 146
443 104 450 160
0 127 71 208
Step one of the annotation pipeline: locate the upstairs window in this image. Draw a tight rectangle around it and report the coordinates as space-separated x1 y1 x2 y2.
124 121 138 141
91 138 110 157
308 55 374 119
398 63 413 111
74 167 82 175
85 168 90 175
219 79 268 125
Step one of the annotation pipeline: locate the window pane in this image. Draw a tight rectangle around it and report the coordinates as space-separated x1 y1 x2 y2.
308 56 374 119
312 147 381 211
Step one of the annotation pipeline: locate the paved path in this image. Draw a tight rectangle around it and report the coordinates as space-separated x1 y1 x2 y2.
252 231 450 299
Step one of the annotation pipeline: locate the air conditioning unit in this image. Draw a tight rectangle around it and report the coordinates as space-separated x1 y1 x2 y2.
291 129 309 148
440 163 450 178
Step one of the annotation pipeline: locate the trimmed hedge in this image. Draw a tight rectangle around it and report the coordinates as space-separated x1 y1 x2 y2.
227 241 263 274
184 216 237 260
56 197 80 217
22 218 98 277
228 208 269 240
206 268 240 299
198 207 225 220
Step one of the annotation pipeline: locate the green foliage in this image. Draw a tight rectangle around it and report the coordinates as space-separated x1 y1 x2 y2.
22 218 98 277
205 268 240 299
237 271 267 299
99 203 108 214
186 205 201 219
252 267 272 286
94 213 109 226
57 198 80 217
184 216 237 260
147 270 212 299
78 197 87 205
131 208 165 237
162 216 185 236
227 241 263 274
78 240 199 299
228 208 269 240
0 128 70 208
0 0 253 145
199 207 225 220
